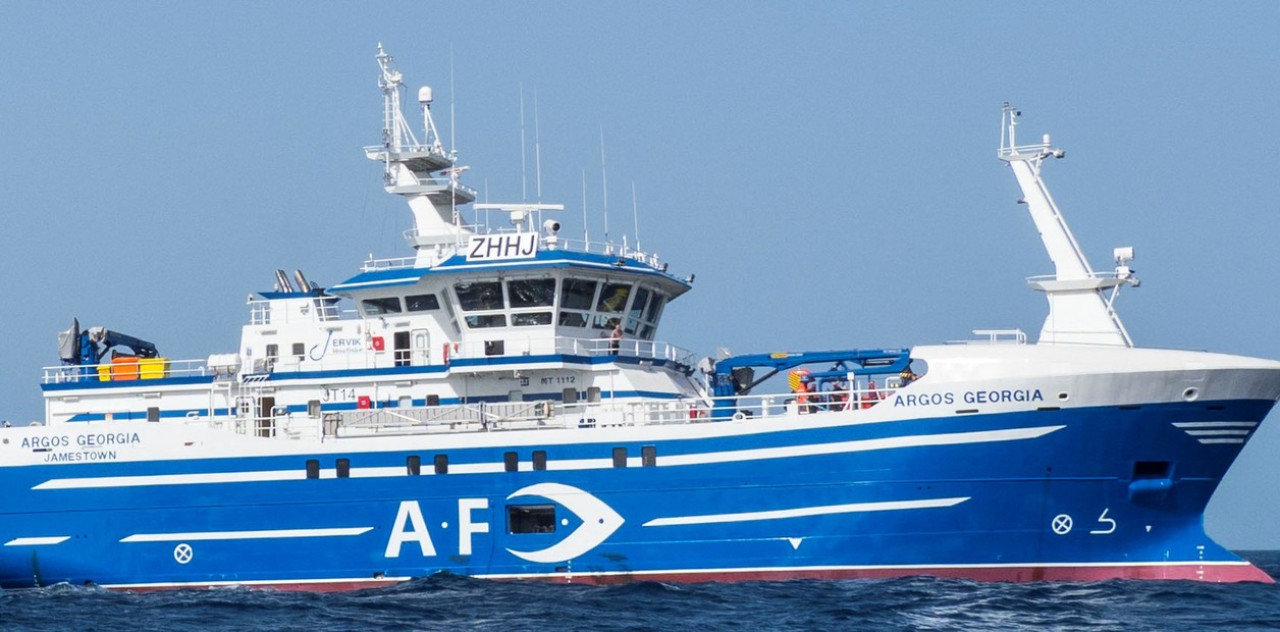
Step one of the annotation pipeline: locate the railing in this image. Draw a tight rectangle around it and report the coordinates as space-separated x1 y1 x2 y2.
360 234 667 273
541 237 664 269
247 385 903 439
447 336 697 368
248 298 342 325
950 329 1027 345
42 358 215 385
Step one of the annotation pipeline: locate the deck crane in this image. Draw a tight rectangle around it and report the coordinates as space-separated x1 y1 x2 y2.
57 318 158 366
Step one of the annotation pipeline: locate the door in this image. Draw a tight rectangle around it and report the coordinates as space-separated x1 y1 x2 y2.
257 396 275 438
412 329 430 366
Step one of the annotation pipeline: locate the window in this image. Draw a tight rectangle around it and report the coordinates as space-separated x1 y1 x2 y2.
643 294 666 323
393 331 411 367
292 342 305 361
612 447 627 468
507 505 556 534
512 312 552 326
146 407 160 422
305 459 319 479
596 283 631 313
362 297 403 315
454 281 504 311
406 294 440 312
406 455 421 476
465 314 507 329
532 450 547 471
336 458 350 478
642 445 657 467
561 279 598 310
626 288 651 334
558 311 587 327
504 452 518 472
507 279 556 308
434 454 449 474
308 400 321 417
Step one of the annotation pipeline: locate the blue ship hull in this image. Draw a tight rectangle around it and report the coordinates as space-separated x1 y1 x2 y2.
2 397 1271 589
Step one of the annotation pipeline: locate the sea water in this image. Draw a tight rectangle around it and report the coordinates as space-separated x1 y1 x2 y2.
4 552 1280 631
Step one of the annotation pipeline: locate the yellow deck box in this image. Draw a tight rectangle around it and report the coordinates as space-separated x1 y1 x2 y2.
96 364 111 382
139 357 168 380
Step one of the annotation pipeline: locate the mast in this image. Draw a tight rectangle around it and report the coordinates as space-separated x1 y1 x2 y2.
998 104 1139 347
364 44 477 267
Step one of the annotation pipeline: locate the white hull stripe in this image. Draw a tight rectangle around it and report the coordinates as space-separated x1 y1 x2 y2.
4 536 71 546
656 426 1063 468
35 425 1065 491
643 496 969 527
1172 422 1258 428
1171 421 1256 445
120 527 373 543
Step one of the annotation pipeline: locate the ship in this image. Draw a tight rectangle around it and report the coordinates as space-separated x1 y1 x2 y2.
2 46 1278 590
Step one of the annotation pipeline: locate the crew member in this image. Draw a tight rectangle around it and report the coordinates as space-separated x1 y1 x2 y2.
861 378 881 409
608 319 623 354
899 367 918 386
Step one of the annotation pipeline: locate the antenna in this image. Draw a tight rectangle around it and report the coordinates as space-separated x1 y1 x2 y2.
581 169 589 244
600 126 609 246
449 45 456 158
519 85 528 201
631 182 640 252
534 87 543 202
533 87 544 232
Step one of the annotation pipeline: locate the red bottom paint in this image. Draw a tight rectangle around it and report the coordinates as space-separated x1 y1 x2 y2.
108 562 1274 592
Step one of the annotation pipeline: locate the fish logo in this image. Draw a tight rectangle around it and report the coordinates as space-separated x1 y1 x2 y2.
504 482 624 563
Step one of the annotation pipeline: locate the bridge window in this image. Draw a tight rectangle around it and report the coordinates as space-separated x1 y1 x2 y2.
507 505 555 534
596 283 631 314
561 279 599 310
558 311 588 327
643 294 666 323
465 314 507 329
405 294 440 312
625 288 651 335
512 312 553 326
362 297 403 315
508 279 556 308
454 281 504 311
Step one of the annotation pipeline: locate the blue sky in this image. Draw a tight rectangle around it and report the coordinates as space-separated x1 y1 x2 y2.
2 2 1280 547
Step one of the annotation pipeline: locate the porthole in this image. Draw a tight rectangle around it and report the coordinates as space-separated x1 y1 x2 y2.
1183 387 1200 402
1057 392 1069 402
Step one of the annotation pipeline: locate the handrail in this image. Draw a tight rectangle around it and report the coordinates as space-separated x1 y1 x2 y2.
42 358 212 385
286 385 902 438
